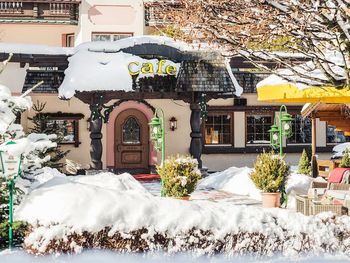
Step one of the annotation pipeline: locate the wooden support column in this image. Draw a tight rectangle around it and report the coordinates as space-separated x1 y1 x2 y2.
89 97 103 170
311 115 318 177
190 102 203 169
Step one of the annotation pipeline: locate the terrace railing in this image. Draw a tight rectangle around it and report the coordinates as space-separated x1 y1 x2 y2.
0 0 80 23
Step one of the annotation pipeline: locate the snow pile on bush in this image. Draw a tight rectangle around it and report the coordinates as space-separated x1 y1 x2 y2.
332 143 350 158
15 172 350 257
197 167 261 200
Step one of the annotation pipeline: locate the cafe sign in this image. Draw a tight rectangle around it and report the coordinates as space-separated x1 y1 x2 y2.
0 141 21 180
128 59 178 76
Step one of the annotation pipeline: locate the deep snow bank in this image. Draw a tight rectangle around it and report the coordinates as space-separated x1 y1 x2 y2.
15 172 350 256
196 167 261 200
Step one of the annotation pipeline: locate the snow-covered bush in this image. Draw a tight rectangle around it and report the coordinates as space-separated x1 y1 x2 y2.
298 149 312 175
340 148 350 168
250 152 290 193
157 155 201 197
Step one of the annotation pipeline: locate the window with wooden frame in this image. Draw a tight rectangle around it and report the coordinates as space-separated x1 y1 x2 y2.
42 113 84 147
203 113 233 145
326 124 350 144
91 32 133 42
62 33 75 47
246 114 273 145
287 114 312 145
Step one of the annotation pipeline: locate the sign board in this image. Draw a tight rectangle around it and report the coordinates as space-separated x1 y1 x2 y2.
128 59 178 76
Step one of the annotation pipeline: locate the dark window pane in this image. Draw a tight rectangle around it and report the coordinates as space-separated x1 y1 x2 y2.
123 117 140 144
246 115 271 144
287 115 311 144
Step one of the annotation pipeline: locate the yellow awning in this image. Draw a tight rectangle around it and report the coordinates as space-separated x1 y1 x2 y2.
257 84 350 104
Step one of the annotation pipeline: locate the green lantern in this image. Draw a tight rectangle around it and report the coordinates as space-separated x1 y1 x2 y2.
0 140 22 250
281 112 293 137
269 124 280 149
269 105 294 156
149 108 166 197
149 115 162 141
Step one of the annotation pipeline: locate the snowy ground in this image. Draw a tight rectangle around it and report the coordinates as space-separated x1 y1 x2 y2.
1 249 350 263
0 166 347 260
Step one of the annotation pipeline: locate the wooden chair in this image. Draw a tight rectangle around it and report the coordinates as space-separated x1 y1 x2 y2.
317 159 340 178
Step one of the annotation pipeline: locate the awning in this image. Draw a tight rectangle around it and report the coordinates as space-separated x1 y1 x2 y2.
257 84 350 104
301 103 350 134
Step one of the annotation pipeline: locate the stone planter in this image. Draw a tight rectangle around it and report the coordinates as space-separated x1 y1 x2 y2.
261 192 281 208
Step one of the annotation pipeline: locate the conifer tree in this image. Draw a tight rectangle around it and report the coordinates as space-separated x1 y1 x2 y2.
298 149 312 175
340 148 350 168
28 100 69 172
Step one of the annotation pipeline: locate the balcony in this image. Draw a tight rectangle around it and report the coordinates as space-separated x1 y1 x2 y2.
144 0 180 26
0 1 80 24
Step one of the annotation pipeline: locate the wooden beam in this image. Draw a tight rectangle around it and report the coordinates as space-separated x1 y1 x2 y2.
320 116 350 121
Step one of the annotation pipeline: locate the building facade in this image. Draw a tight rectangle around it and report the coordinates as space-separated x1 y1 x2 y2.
0 0 343 173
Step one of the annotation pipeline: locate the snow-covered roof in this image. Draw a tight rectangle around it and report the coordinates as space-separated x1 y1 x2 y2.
0 36 194 57
0 43 73 56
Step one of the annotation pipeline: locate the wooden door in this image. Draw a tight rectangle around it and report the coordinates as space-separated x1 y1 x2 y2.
115 109 149 170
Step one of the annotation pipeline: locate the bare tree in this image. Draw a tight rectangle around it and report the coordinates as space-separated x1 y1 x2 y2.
145 0 350 88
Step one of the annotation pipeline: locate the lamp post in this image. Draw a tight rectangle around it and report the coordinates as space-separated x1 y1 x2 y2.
149 108 166 197
269 105 293 156
0 141 22 249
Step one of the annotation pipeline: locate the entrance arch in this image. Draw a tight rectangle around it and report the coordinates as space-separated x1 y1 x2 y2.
106 101 157 171
114 109 149 169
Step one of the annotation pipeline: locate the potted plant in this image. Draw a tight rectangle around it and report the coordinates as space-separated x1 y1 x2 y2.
250 151 290 208
157 155 201 199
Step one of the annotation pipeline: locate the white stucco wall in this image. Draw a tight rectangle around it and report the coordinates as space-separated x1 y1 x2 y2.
75 0 145 45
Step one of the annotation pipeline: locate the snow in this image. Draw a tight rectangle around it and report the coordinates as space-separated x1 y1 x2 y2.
197 167 261 200
1 249 350 262
0 85 32 134
332 142 350 158
13 170 350 256
285 173 314 209
257 51 346 89
0 43 73 56
58 50 180 99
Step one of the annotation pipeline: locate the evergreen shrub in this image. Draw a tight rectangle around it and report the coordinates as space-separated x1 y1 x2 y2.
340 148 350 168
250 152 290 193
298 149 312 175
157 155 201 197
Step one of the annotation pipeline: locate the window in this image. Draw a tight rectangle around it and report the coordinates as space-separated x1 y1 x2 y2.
287 115 312 144
46 119 78 144
91 33 133 42
122 117 140 144
246 115 272 145
327 125 350 144
62 33 75 47
204 113 232 145
40 113 84 147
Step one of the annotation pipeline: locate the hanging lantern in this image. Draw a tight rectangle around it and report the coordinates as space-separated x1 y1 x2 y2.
281 112 293 137
149 115 162 140
169 116 177 131
269 124 280 148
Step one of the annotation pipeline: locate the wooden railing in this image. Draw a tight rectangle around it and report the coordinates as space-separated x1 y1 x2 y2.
0 1 23 14
0 1 79 22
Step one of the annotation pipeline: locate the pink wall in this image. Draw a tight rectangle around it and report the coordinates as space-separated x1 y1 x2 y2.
88 5 136 25
106 101 157 167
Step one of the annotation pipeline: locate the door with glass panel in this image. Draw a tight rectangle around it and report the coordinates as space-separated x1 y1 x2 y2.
114 109 149 169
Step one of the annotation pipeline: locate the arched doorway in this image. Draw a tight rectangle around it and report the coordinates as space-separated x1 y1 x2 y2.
114 108 149 172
